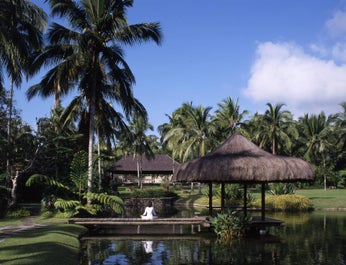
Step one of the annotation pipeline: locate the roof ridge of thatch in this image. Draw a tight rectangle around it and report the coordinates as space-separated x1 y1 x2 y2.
211 132 269 156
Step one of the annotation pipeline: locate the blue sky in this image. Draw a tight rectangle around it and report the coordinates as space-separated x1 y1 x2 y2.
15 0 346 134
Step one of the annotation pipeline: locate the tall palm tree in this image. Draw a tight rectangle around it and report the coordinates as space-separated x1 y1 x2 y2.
213 97 249 141
26 0 162 196
257 103 297 155
0 0 46 176
298 112 335 189
163 102 214 162
335 102 346 151
123 112 154 188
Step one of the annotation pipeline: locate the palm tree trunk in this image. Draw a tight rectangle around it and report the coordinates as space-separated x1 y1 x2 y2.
10 170 19 207
323 156 327 191
272 133 277 155
97 128 102 192
137 159 140 187
7 77 13 175
87 86 96 202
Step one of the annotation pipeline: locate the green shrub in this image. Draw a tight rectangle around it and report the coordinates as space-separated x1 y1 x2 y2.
212 211 252 242
131 189 178 198
204 184 254 207
270 183 295 195
251 194 313 212
6 207 31 218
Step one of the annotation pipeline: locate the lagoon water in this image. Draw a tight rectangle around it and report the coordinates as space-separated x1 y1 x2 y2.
80 211 346 265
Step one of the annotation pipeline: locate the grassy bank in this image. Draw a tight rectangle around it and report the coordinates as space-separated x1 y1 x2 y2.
0 188 345 265
174 186 346 210
296 189 346 210
0 222 87 265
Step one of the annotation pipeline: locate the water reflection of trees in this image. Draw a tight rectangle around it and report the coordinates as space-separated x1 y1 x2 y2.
81 214 346 265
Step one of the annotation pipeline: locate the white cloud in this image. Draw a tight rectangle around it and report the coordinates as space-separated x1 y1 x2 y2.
325 10 346 38
242 41 346 117
332 42 346 61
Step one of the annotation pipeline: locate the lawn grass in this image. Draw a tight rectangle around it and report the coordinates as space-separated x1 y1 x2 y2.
0 224 87 265
0 187 345 265
173 185 346 210
296 189 346 210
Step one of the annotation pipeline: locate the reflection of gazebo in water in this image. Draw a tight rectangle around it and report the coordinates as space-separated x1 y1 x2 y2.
173 133 315 221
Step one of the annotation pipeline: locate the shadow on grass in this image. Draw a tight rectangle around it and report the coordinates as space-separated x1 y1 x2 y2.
0 224 86 265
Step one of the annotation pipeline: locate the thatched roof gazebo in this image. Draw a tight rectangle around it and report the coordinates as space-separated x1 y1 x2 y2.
173 133 315 219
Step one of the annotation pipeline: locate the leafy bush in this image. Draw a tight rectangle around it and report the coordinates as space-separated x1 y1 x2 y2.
26 151 124 218
251 194 313 212
131 189 178 198
212 211 252 242
205 184 254 207
270 183 295 195
6 207 31 218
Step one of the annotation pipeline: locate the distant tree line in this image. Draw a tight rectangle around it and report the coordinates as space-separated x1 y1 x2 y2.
0 0 345 216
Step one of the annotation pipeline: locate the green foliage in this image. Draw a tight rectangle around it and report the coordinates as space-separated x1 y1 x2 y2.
85 192 124 214
0 174 10 217
212 211 252 242
270 183 295 195
337 170 346 187
206 184 254 207
26 174 70 190
160 178 170 191
69 150 88 196
251 194 313 211
131 189 178 198
5 207 31 218
26 151 124 217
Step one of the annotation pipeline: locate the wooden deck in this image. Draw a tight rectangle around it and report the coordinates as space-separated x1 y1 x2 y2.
250 216 285 227
68 217 211 234
69 217 211 226
69 216 284 236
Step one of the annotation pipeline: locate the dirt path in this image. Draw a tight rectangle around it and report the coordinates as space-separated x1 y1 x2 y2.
0 217 48 243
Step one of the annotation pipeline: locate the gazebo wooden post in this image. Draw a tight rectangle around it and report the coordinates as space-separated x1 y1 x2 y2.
209 182 213 217
221 183 225 212
243 183 247 217
261 183 266 221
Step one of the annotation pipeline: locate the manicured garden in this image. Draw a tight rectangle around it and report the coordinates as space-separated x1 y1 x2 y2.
1 187 346 265
0 221 87 265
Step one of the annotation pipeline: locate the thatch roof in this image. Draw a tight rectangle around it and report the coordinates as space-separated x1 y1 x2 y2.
109 154 180 175
173 133 315 183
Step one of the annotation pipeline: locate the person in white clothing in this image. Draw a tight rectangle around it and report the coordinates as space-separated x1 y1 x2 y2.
142 240 153 253
141 201 158 219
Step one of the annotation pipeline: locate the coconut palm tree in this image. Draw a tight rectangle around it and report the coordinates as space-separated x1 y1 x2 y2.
163 102 215 162
335 102 346 151
298 112 335 189
253 103 297 155
122 112 155 188
213 97 249 141
26 0 162 196
0 0 46 177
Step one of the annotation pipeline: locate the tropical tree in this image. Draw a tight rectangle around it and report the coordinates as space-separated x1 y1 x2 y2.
0 0 46 196
35 102 82 182
26 150 124 217
298 112 336 189
26 0 162 198
162 102 215 162
251 103 297 155
7 117 38 206
60 89 137 191
213 97 249 142
334 102 346 186
117 112 155 188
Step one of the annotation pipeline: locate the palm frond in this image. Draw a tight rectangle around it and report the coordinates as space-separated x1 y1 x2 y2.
26 174 69 190
85 192 124 214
